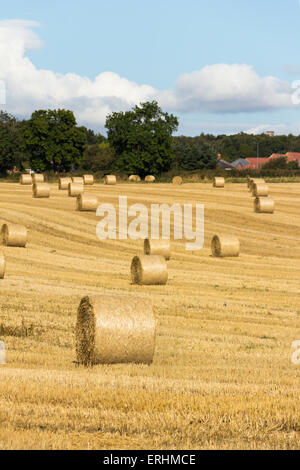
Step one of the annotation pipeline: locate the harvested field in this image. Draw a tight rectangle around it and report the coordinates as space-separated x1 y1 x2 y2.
0 181 300 450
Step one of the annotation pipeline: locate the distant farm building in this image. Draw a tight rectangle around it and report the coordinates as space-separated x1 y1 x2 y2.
230 152 300 170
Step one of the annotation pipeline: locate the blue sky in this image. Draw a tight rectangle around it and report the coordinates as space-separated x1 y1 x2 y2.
1 0 300 135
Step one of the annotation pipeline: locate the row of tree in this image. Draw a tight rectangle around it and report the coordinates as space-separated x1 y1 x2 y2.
0 102 299 177
181 132 300 162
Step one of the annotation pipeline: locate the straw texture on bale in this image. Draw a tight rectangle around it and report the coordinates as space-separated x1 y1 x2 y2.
32 173 44 183
58 177 72 190
104 175 117 185
144 239 171 260
20 174 32 185
72 177 84 184
172 176 183 185
252 183 269 197
211 234 240 258
1 223 27 247
0 250 5 279
76 194 98 211
128 175 141 182
76 295 156 365
213 177 225 188
83 174 94 185
254 197 275 214
68 182 84 197
33 183 50 198
145 175 155 182
131 255 168 285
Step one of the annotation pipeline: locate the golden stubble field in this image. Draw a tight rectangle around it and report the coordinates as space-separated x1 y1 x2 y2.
0 181 300 450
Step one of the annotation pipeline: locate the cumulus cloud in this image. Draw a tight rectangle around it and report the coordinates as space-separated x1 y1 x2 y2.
0 19 298 129
246 123 300 135
0 20 157 126
160 64 293 113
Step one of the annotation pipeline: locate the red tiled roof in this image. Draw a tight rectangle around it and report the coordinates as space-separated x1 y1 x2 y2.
245 158 270 169
269 153 286 159
268 152 300 165
286 152 300 161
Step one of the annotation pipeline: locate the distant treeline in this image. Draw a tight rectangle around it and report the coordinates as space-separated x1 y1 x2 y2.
173 133 300 163
1 105 300 177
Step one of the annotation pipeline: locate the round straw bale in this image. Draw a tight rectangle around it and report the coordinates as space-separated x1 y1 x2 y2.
76 295 156 365
33 183 50 198
20 174 32 185
252 183 269 197
0 250 6 279
145 175 155 182
172 176 183 185
131 255 168 285
76 194 98 211
68 182 84 197
1 223 27 247
104 175 117 185
83 174 94 185
58 177 72 190
254 197 274 213
144 239 171 260
211 234 240 258
32 173 44 183
249 178 265 191
213 177 225 188
246 176 253 188
72 176 84 184
128 175 141 182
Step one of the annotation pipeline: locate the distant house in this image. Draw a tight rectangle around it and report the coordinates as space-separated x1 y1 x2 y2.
217 159 235 170
269 152 300 166
232 157 270 170
226 152 300 171
244 158 270 169
216 153 235 170
231 158 251 170
285 152 300 165
269 153 286 160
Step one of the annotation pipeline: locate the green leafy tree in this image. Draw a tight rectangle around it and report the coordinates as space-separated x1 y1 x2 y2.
173 138 218 170
0 112 26 174
82 142 114 172
263 156 287 169
287 160 299 170
105 101 178 177
85 129 106 145
22 109 87 172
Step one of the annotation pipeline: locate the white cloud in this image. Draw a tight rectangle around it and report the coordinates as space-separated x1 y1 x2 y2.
0 19 298 130
246 123 300 135
0 20 157 127
159 64 293 113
